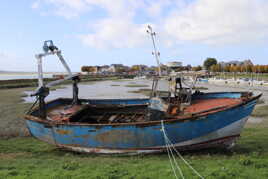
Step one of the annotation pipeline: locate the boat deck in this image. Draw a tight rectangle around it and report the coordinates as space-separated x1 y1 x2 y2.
46 97 243 123
47 105 83 121
184 98 242 115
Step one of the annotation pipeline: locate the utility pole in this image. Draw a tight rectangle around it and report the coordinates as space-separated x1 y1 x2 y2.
146 25 162 76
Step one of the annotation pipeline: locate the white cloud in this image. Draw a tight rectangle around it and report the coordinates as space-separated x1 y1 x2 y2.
164 0 268 45
145 0 171 17
79 18 149 49
31 1 40 9
32 0 268 48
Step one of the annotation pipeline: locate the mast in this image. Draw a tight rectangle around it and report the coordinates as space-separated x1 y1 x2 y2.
146 25 162 77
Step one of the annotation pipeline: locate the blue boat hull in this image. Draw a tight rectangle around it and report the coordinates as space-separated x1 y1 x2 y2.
25 92 261 154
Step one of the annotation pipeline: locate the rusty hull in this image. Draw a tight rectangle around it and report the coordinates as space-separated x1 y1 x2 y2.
24 91 262 154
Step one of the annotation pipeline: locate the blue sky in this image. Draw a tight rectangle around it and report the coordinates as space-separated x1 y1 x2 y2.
1 0 268 72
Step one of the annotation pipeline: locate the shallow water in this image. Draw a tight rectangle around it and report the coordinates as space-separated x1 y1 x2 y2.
23 79 268 103
23 79 161 102
0 74 53 80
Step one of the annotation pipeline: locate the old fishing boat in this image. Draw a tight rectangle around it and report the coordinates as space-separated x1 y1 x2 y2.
24 41 262 154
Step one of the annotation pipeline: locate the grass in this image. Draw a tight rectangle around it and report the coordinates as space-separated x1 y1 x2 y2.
0 88 31 138
0 124 268 178
0 84 70 138
193 86 208 90
129 89 169 97
1 87 268 178
251 105 268 118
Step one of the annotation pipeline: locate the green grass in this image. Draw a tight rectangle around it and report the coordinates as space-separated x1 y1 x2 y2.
193 86 208 90
128 89 169 97
0 125 268 179
251 105 268 118
125 84 150 88
0 88 31 138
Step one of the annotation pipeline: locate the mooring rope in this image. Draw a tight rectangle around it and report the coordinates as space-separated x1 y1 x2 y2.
162 120 184 179
165 128 185 179
165 138 180 179
165 136 205 179
161 120 205 179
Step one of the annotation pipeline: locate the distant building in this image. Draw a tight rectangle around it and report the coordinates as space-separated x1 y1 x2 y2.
219 59 253 67
99 65 110 73
166 61 182 68
166 61 190 72
243 59 253 66
108 64 128 73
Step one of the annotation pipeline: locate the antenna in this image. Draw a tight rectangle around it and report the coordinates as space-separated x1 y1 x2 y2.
146 25 162 76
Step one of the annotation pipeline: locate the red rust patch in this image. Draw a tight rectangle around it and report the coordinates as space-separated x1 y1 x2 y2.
184 98 242 114
56 129 72 135
48 105 83 122
94 130 136 144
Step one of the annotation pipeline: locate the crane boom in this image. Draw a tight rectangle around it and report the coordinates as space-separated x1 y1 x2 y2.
31 40 80 118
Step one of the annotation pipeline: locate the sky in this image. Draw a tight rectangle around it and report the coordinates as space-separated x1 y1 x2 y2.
1 0 268 72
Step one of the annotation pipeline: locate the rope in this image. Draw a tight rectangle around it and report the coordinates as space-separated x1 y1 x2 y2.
165 133 185 179
162 120 184 179
165 138 179 179
161 120 205 179
165 137 205 179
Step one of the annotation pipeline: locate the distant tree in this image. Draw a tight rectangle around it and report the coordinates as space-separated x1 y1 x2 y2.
236 65 242 73
209 64 222 72
265 65 268 73
223 65 230 72
246 65 253 73
81 66 92 74
192 66 202 71
210 64 217 72
130 65 140 72
203 58 217 70
230 65 235 72
81 66 97 73
259 65 265 73
81 66 87 72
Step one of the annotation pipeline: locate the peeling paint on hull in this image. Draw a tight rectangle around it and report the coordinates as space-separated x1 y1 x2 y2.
56 135 239 155
49 116 248 154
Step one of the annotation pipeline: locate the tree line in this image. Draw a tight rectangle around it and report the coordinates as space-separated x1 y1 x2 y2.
210 64 268 73
192 57 268 73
